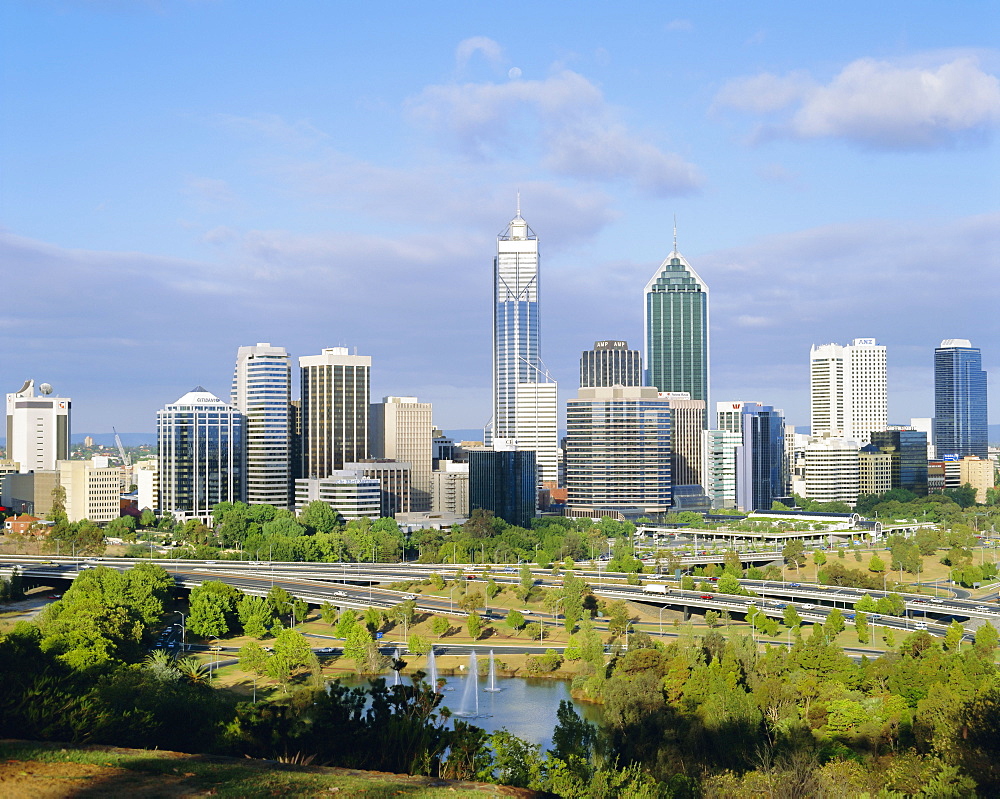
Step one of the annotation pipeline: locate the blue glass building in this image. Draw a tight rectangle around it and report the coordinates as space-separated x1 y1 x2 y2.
468 448 537 529
735 403 785 511
934 339 988 458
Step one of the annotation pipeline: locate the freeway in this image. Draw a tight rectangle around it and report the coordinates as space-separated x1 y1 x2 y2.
6 555 997 640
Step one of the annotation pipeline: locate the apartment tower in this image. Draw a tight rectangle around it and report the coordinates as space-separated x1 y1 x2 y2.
810 338 887 444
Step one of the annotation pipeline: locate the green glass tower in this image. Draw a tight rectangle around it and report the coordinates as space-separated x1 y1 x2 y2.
643 240 709 423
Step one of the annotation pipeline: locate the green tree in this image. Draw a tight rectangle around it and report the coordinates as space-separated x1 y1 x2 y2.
855 593 877 613
431 617 451 638
407 633 431 655
854 610 869 644
783 604 802 630
944 620 965 651
467 612 483 640
824 607 845 638
705 609 720 628
187 592 232 638
237 595 273 639
239 640 270 675
975 622 998 658
782 540 806 568
335 608 358 639
506 609 525 635
717 572 742 595
320 602 338 625
518 563 535 599
139 509 157 528
869 553 886 573
299 500 340 534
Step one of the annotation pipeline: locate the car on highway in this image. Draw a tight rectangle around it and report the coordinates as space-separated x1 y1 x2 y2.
975 606 991 612
333 591 347 597
914 622 928 630
931 597 945 603
402 593 418 600
911 599 927 604
789 583 802 588
315 647 335 654
699 594 713 600
801 603 815 610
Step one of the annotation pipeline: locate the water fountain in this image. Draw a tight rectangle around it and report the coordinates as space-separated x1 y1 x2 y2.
427 647 445 691
454 650 480 717
484 649 501 692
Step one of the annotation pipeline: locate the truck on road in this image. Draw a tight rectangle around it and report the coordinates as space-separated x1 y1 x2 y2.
643 583 668 594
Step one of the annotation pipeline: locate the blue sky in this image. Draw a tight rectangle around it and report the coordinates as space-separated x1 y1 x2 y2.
2 0 998 433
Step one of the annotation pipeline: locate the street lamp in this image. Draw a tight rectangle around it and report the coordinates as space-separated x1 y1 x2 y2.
175 611 186 651
658 605 668 636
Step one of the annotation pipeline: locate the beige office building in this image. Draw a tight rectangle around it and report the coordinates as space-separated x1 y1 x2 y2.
369 396 432 511
59 458 125 523
959 456 995 503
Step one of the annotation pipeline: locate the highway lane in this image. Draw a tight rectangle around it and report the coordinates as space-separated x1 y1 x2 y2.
6 555 996 639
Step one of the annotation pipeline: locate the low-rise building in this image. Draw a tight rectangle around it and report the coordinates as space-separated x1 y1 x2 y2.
294 471 381 521
59 458 124 523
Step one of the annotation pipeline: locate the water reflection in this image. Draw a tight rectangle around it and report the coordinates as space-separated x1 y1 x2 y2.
333 673 603 750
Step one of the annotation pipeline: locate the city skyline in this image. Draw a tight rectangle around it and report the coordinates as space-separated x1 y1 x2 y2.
2 2 998 433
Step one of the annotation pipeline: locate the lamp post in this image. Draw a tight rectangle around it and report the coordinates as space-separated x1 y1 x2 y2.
658 605 668 637
175 611 186 651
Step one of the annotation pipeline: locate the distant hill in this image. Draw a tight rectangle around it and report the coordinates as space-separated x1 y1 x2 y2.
71 433 157 447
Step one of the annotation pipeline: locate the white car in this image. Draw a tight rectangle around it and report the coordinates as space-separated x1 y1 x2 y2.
930 597 944 603
333 591 347 597
801 603 815 610
975 606 991 613
914 622 928 630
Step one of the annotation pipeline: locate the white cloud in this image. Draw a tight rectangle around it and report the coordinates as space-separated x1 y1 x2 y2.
715 55 1000 149
713 71 814 114
456 36 504 70
665 19 692 32
408 68 702 195
214 113 328 148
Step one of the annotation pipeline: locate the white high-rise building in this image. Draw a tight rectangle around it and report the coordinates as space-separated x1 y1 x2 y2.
157 387 245 521
810 338 887 444
370 396 433 511
232 343 292 508
300 347 371 479
294 471 381 521
5 379 71 472
489 203 559 486
799 436 861 506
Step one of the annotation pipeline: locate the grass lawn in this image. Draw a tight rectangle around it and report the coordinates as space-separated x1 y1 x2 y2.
0 740 522 797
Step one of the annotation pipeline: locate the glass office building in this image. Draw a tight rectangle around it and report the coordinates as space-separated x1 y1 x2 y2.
870 429 929 495
491 206 559 485
231 343 292 508
644 247 709 425
934 339 988 458
157 387 245 520
468 448 537 529
735 404 785 511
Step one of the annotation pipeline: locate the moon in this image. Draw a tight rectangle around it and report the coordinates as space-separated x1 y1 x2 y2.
508 67 522 79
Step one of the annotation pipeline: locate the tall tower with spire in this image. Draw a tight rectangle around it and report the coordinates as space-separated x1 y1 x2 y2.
489 201 559 486
643 226 709 424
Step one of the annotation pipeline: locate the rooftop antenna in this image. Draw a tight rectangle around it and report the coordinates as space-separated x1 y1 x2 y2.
673 215 678 254
516 189 521 218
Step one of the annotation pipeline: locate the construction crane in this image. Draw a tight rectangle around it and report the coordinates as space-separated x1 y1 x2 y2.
113 427 132 468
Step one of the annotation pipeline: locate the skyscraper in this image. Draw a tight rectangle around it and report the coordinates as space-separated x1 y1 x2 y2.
5 379 71 471
300 347 371 479
565 385 672 514
369 396 433 511
468 445 537 529
490 203 558 485
735 403 785 512
661 392 705 488
580 340 642 388
231 343 292 508
643 234 709 423
157 387 245 520
810 338 887 443
934 339 988 458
